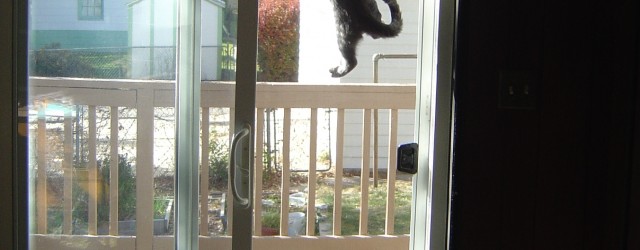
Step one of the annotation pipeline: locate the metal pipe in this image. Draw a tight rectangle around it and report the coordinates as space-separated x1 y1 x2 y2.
373 53 418 83
371 53 417 187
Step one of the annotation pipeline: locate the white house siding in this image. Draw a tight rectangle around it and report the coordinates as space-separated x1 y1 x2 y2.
30 0 129 49
299 0 419 171
30 0 129 31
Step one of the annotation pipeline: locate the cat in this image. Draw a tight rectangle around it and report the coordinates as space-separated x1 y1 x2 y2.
329 0 403 78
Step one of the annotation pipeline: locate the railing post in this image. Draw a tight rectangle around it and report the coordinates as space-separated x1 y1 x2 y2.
200 107 210 235
360 109 371 235
88 105 98 235
254 108 265 236
385 109 398 235
373 109 379 188
226 108 235 235
306 108 317 235
63 110 73 235
36 108 47 234
333 109 345 236
280 108 291 236
136 88 155 250
109 106 119 235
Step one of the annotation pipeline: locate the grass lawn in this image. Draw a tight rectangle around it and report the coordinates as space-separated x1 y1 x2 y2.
316 178 413 235
259 177 413 236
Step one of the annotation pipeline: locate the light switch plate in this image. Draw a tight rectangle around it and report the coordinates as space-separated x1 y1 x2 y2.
499 70 538 110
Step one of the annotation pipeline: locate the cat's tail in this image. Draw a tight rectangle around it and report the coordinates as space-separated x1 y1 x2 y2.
366 0 403 38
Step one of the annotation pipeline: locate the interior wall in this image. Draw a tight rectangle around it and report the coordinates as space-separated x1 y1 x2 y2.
450 0 639 249
629 39 640 250
1 0 15 248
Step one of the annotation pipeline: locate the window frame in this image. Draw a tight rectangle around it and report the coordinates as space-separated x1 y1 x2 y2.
78 0 104 21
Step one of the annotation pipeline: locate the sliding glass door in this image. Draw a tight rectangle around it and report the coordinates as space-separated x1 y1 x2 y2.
20 0 457 249
26 0 256 249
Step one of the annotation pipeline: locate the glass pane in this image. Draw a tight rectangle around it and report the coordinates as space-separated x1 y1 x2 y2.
252 0 419 241
199 0 238 239
26 0 192 248
27 0 241 247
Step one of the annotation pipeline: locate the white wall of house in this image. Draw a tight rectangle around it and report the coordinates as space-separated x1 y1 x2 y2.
30 0 129 31
299 0 419 171
29 0 130 49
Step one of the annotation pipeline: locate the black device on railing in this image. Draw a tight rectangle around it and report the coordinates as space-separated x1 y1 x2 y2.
397 143 418 174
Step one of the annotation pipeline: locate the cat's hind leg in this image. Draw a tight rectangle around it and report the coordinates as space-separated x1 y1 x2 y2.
330 34 361 78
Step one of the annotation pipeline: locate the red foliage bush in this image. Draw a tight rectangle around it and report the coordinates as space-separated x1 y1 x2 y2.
257 0 300 82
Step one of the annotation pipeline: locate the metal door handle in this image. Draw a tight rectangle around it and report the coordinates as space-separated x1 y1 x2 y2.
230 124 252 208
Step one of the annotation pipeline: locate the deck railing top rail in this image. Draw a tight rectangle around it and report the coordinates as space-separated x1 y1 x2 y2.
29 77 416 109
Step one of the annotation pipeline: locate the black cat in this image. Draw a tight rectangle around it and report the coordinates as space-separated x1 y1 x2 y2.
329 0 403 78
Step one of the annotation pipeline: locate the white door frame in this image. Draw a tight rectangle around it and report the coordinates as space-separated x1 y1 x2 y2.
411 0 456 249
174 0 258 249
174 0 203 249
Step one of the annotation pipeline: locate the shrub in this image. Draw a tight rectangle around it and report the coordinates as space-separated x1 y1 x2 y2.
98 155 137 221
209 137 230 190
207 135 283 190
30 43 95 77
68 154 135 233
257 0 300 82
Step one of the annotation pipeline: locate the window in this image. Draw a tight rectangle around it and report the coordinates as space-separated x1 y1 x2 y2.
78 0 103 20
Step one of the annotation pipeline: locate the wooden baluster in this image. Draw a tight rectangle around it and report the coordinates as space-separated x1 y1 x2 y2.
109 106 119 235
280 108 291 236
200 107 210 235
136 89 154 249
88 105 97 235
385 109 398 235
333 109 345 236
36 108 47 234
360 109 371 235
254 108 265 236
307 108 317 235
226 108 235 235
63 110 73 235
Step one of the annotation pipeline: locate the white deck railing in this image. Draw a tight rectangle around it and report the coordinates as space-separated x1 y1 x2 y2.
29 77 415 250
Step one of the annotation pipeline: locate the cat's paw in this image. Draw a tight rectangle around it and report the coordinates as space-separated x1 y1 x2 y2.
330 66 346 78
330 60 356 78
330 65 352 78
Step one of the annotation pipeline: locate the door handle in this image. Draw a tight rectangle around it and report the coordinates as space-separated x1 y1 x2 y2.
397 143 418 174
230 123 252 209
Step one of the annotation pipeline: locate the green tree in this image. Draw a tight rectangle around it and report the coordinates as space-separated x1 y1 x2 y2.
257 0 300 82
